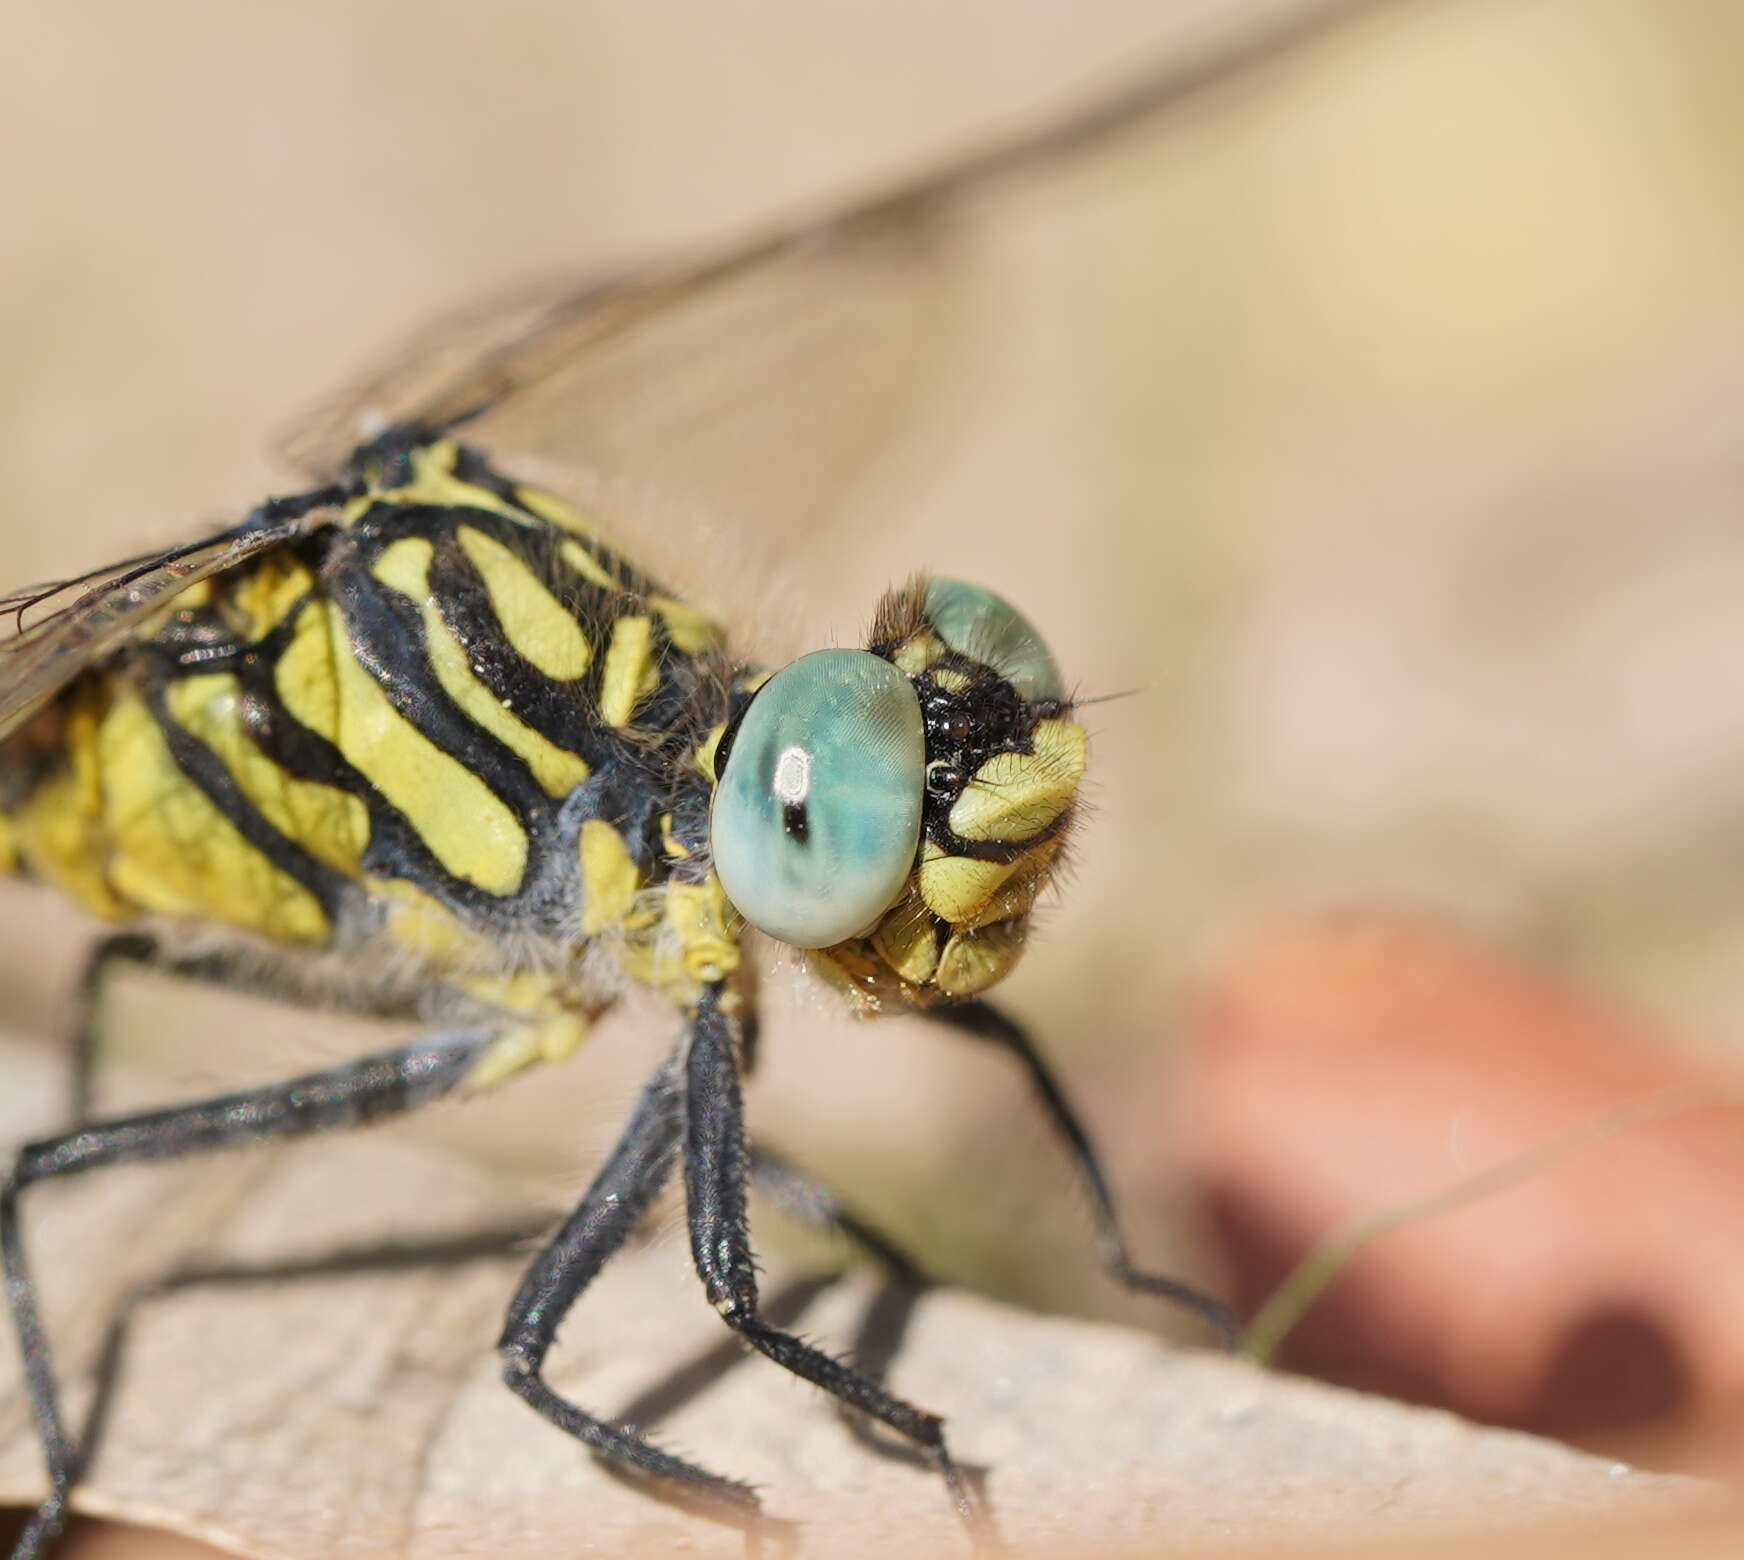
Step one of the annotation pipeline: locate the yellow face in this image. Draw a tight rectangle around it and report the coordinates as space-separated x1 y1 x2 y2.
811 576 1086 1011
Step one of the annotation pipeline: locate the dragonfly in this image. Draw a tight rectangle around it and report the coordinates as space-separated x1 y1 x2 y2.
0 11 1362 1556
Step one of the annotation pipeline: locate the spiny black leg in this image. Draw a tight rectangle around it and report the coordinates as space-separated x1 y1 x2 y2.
2 1027 495 1560
65 931 159 1125
750 1144 965 1491
497 1050 764 1524
66 935 424 1127
685 993 990 1541
925 998 1240 1349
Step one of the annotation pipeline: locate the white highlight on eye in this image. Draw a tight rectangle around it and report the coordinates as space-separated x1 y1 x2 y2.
773 744 812 805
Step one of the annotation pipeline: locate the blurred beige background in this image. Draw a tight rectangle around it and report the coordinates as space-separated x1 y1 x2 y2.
2 0 1744 1336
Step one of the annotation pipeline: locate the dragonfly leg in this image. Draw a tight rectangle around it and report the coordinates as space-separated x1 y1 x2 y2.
750 1143 930 1289
925 998 1241 1349
749 1142 965 1492
684 994 991 1543
1 1026 495 1560
65 933 426 1126
64 931 160 1126
496 1048 767 1523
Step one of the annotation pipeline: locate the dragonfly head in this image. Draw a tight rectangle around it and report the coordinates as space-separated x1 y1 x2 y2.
709 577 1084 1013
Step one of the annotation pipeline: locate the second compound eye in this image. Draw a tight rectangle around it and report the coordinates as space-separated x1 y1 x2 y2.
925 577 1064 703
710 649 925 949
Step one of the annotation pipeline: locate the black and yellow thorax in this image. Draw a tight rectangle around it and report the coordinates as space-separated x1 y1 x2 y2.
0 435 748 1044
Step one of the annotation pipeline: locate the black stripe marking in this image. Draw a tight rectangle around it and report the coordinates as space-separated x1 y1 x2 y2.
335 510 555 828
422 505 721 768
139 673 351 928
139 536 529 923
451 440 667 603
426 530 621 770
223 614 514 920
125 484 732 933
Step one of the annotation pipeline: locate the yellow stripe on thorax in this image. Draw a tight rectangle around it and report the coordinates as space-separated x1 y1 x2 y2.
598 615 658 727
371 537 589 801
165 673 367 878
648 594 724 655
12 687 133 919
578 818 642 934
454 527 593 679
344 440 530 527
517 481 724 658
521 485 611 547
227 554 318 639
275 596 528 895
98 685 330 940
558 536 617 591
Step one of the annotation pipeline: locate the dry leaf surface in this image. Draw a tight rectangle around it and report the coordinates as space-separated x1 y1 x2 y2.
1174 913 1744 1473
0 1036 1707 1558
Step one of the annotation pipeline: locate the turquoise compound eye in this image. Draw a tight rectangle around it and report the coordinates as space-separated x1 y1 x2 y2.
924 578 1063 703
711 649 925 949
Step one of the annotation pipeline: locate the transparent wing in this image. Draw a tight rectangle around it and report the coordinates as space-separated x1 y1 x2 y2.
279 1 1369 535
281 209 954 543
0 502 332 742
0 1 1366 747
